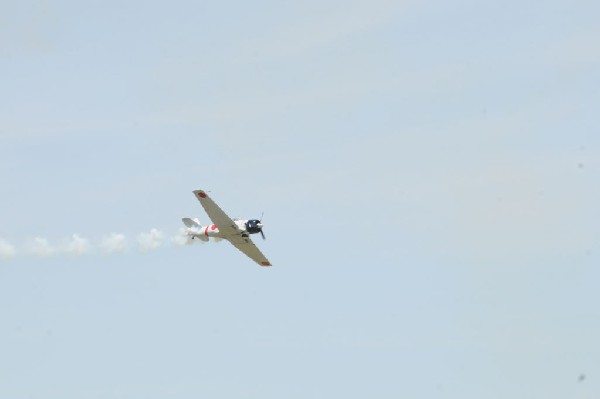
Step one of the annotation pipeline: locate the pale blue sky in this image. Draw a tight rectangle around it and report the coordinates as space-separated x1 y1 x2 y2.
1 0 599 398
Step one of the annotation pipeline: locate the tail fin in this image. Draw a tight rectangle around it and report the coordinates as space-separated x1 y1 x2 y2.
182 217 202 228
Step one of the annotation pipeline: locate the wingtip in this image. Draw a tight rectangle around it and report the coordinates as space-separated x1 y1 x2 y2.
193 189 208 199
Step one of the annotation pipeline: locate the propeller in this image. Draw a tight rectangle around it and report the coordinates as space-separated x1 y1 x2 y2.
259 212 265 240
245 217 266 240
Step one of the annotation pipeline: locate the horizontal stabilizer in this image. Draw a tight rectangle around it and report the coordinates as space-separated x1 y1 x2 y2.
182 217 202 228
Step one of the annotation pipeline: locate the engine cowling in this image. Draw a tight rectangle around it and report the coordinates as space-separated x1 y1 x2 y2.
245 219 263 234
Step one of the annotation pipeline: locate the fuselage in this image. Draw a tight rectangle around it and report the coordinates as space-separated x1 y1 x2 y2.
185 219 261 240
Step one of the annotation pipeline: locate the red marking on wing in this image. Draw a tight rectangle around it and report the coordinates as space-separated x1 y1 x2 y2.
261 261 271 266
211 224 217 231
198 192 207 198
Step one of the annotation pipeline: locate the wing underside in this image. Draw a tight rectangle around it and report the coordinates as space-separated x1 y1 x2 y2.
192 190 238 235
228 235 272 266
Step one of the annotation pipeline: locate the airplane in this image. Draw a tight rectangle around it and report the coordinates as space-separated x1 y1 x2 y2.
182 189 272 267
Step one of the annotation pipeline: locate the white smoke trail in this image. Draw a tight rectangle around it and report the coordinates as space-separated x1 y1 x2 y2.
0 239 16 259
171 228 195 247
100 233 127 254
65 234 90 256
29 237 55 257
0 228 208 261
137 228 164 252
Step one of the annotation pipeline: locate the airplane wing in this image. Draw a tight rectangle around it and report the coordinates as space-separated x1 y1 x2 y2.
192 190 239 235
227 235 272 267
192 189 272 267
